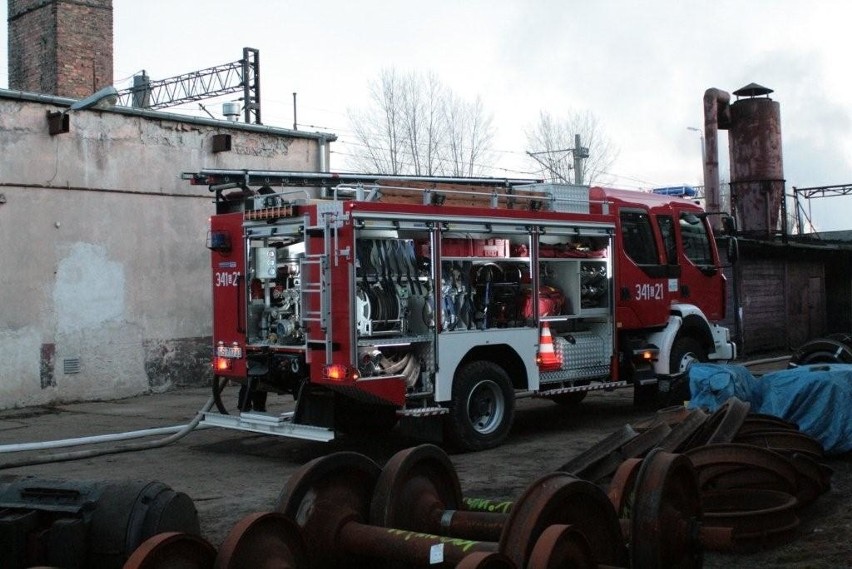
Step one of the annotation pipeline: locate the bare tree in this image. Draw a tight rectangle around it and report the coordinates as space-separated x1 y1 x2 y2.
347 68 496 176
400 71 446 175
525 110 618 184
443 94 495 177
348 69 407 174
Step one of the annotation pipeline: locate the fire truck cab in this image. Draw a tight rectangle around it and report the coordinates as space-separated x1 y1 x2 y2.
594 187 734 376
190 170 735 451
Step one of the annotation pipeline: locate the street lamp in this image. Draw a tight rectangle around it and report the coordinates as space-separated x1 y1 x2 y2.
47 86 119 135
687 126 708 199
686 126 706 165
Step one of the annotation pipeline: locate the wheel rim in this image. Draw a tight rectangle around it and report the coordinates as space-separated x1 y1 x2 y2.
466 379 504 435
676 351 698 373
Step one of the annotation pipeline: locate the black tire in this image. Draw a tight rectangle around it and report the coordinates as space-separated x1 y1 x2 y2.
825 332 852 349
445 361 515 451
790 337 852 366
669 335 708 375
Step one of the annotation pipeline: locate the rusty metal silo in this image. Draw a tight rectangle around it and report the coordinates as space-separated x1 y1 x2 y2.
727 83 785 235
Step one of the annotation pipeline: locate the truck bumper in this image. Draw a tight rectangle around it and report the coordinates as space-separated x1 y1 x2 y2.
707 323 737 362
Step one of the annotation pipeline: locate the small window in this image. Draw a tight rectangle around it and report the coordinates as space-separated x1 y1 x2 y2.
680 213 714 266
620 211 659 265
657 215 678 265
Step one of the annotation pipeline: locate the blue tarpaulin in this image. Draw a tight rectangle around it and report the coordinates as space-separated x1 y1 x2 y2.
688 363 852 455
687 363 762 411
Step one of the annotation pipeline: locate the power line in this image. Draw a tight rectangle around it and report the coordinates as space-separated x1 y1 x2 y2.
329 147 539 178
599 170 660 188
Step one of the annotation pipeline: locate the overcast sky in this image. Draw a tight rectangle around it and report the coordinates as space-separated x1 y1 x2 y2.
2 1 851 230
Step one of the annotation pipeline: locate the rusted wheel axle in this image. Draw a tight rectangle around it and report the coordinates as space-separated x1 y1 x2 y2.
275 450 625 569
371 444 707 568
370 444 625 566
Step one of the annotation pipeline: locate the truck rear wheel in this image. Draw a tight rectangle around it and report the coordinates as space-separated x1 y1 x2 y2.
445 361 515 451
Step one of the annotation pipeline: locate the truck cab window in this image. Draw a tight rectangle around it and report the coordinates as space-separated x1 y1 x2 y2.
657 215 678 265
680 213 714 266
620 211 659 266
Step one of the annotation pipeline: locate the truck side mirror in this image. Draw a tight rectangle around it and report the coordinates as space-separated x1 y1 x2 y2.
725 236 739 264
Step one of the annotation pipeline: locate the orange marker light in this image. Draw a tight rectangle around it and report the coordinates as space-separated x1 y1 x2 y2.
324 364 359 381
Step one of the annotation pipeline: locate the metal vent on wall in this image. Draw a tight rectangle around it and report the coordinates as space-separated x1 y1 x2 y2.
63 357 81 374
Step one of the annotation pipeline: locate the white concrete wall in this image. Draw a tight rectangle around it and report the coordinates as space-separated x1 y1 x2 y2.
0 94 331 408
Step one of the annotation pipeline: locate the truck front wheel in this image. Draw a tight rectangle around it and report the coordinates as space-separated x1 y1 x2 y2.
669 335 707 374
445 361 515 452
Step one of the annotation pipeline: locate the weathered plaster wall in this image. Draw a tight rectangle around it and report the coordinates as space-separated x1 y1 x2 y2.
0 94 332 408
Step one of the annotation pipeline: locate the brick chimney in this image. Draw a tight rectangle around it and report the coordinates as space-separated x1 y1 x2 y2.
8 0 113 98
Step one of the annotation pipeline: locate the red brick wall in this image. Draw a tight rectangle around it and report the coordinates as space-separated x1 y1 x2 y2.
8 0 113 98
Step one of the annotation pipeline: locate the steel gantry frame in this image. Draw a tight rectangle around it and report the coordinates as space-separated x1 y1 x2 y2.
115 47 261 124
792 183 852 235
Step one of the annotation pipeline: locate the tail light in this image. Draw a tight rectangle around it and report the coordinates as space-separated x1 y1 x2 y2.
323 364 359 382
214 357 233 372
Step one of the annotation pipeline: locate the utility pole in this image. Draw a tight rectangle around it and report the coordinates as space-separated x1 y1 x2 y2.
573 134 589 185
527 134 590 185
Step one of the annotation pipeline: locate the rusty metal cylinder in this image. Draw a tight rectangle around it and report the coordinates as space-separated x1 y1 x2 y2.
440 509 508 542
339 521 499 566
728 93 784 235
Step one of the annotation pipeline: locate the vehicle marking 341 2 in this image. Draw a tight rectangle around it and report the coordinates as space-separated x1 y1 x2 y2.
635 282 663 301
215 271 241 287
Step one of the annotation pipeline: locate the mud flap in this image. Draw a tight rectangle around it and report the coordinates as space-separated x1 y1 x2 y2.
292 385 335 428
633 364 660 409
656 371 691 408
396 415 444 444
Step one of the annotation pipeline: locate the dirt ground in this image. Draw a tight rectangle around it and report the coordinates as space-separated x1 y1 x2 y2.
0 383 849 568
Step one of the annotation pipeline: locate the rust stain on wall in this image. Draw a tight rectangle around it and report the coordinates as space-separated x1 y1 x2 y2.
40 343 56 389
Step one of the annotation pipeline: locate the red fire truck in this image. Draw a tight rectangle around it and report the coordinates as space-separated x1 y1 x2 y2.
186 170 736 451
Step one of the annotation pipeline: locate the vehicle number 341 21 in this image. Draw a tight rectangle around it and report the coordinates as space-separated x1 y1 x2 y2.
635 282 663 301
215 271 241 287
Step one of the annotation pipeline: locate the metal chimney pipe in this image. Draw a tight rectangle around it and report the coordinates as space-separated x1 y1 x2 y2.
703 88 731 229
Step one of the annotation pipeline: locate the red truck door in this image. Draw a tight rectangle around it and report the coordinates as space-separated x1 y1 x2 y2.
615 207 675 329
672 210 725 321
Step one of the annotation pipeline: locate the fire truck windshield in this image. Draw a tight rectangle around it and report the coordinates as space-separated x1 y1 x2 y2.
680 213 714 266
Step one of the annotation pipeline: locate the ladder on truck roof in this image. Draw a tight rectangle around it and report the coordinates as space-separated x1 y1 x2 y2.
183 169 544 190
184 169 605 213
